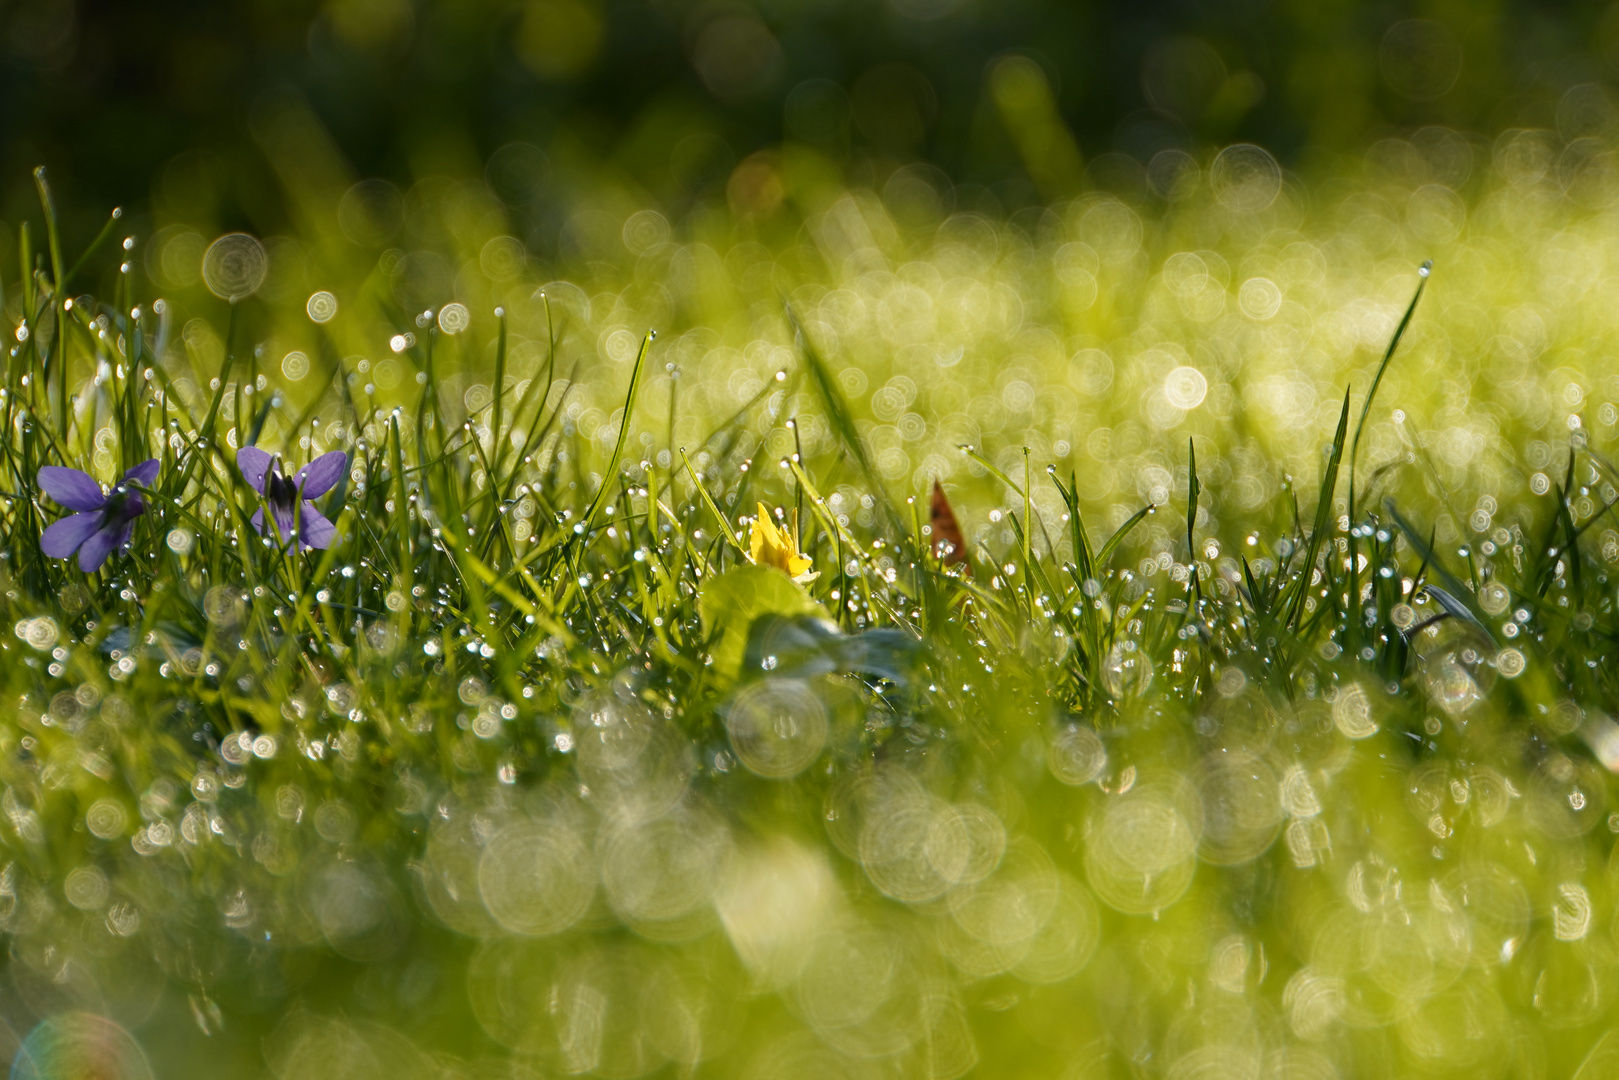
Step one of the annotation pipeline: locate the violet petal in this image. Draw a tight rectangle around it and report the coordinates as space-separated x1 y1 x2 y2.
298 502 338 549
295 451 348 500
122 458 161 489
237 447 274 494
41 512 103 558
76 522 123 572
37 467 106 512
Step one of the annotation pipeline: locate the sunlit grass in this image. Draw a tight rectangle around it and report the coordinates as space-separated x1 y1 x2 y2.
2 130 1619 1076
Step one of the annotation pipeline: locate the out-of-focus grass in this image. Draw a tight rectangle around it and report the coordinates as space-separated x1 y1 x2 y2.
117 121 1619 558
0 126 1618 1077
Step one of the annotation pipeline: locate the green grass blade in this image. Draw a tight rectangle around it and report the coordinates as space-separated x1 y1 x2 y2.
168 300 240 503
1286 387 1351 629
1349 262 1429 512
785 304 903 531
961 444 1024 497
62 206 125 292
682 448 744 554
1096 502 1156 569
1186 436 1202 605
1384 498 1493 640
491 306 508 471
582 330 654 533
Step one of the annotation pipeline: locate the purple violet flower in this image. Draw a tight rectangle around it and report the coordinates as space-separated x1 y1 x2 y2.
38 459 160 571
238 447 346 550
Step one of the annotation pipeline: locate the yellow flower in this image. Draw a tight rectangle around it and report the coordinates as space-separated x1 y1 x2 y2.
749 502 817 582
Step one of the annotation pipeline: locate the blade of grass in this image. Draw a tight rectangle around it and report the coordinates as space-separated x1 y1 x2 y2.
1285 387 1351 630
1554 473 1584 605
168 300 241 503
681 448 744 555
1347 262 1429 656
1187 437 1202 606
491 306 508 469
33 168 68 432
581 331 654 533
960 444 1024 496
1385 499 1495 641
1349 262 1430 505
62 206 125 293
785 304 906 532
1096 502 1157 569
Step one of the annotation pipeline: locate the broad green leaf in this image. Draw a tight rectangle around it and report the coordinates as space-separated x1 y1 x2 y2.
698 565 826 682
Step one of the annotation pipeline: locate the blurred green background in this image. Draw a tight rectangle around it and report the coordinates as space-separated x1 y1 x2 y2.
11 3 1619 1076
8 0 1619 244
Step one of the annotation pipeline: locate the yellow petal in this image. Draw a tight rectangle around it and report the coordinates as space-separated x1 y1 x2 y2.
749 503 815 578
749 502 773 566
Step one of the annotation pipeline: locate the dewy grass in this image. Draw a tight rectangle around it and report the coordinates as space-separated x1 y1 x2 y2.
1 143 1619 1077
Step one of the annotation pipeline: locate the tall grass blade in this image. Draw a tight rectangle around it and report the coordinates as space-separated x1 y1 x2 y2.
1384 499 1488 633
62 206 124 292
681 448 744 554
1286 387 1351 629
1345 262 1429 655
785 304 903 531
1349 261 1430 504
491 306 508 468
581 331 654 533
1186 437 1202 605
1096 503 1155 569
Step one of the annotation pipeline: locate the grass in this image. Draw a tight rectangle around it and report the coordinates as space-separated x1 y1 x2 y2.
1 140 1619 1077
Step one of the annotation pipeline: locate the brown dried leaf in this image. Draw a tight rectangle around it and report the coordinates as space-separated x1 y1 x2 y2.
930 480 970 571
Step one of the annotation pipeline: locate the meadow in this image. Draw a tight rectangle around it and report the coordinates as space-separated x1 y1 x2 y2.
3 124 1619 1077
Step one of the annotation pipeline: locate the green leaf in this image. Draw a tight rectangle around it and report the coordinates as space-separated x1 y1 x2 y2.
741 614 921 686
698 565 826 682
